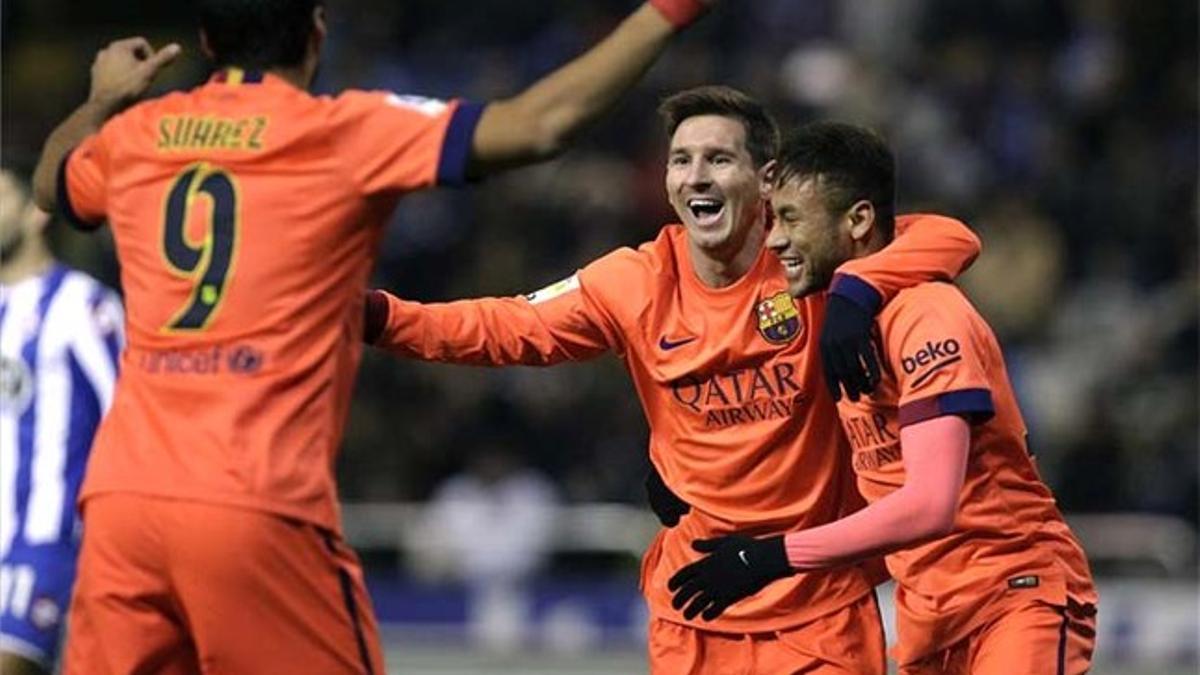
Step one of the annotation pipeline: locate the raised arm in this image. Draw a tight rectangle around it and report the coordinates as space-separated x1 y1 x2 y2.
819 213 981 401
467 0 712 176
33 38 180 211
364 277 618 367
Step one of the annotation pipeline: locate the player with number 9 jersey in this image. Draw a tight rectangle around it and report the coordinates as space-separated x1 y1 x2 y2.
38 0 718 671
61 70 478 531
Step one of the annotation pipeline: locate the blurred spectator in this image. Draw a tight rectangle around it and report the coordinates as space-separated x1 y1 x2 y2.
411 440 558 651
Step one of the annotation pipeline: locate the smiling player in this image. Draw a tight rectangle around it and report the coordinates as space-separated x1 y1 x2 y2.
31 0 724 671
670 122 1097 674
365 86 982 674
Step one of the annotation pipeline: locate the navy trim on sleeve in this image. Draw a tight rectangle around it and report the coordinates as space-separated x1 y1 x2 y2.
363 290 390 345
898 388 995 427
830 273 883 315
56 150 103 231
435 100 486 186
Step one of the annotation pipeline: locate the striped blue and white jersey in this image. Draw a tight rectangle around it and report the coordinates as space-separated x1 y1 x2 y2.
0 264 122 557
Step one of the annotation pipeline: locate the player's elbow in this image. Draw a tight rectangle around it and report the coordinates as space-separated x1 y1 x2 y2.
961 228 983 266
517 110 573 161
471 100 572 173
949 220 983 268
31 167 57 213
32 185 56 213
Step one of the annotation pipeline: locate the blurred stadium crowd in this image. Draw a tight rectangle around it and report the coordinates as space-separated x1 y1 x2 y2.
3 0 1196 531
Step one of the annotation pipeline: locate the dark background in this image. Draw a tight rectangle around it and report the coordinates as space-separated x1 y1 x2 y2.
3 0 1196 528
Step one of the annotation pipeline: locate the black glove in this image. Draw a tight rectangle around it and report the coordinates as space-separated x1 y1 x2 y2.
645 464 690 527
820 293 882 402
667 534 791 621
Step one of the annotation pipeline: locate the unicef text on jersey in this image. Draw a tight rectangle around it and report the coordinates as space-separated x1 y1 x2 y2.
134 344 264 375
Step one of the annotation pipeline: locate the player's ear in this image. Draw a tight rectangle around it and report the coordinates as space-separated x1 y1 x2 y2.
846 199 875 243
198 28 215 62
311 5 328 51
758 160 777 201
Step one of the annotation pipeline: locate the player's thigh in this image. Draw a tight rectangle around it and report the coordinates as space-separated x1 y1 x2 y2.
648 618 756 675
167 502 384 674
0 544 76 671
968 600 1097 675
63 494 196 675
896 644 968 675
772 591 887 675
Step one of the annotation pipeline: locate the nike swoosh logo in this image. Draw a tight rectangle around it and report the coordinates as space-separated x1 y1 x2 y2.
738 550 751 567
659 335 697 351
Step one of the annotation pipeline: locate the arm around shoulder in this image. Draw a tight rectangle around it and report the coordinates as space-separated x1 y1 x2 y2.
831 213 981 311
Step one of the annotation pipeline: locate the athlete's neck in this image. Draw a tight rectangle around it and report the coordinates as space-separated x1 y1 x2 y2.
850 229 890 261
688 219 766 289
266 66 312 91
0 238 54 285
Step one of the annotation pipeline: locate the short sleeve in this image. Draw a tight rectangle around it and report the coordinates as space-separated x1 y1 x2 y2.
882 285 996 428
59 131 111 230
333 91 485 196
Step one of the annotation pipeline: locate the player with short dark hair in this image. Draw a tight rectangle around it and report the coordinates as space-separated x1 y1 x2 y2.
669 121 1098 674
196 0 324 70
657 85 780 168
364 86 983 673
31 0 722 671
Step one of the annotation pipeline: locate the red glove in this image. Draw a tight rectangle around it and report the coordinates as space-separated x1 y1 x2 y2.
649 0 709 29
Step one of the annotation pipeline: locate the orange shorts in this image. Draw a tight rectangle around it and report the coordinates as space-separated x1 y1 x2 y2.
648 591 886 675
899 599 1097 675
64 493 385 675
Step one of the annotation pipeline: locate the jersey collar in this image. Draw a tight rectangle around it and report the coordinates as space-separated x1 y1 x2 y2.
209 67 265 85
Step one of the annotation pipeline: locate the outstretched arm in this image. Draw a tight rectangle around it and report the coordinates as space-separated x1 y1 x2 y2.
365 280 617 366
467 0 711 176
33 38 181 211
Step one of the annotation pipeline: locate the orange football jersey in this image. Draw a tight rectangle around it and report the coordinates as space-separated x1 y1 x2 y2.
836 282 1097 664
60 68 484 531
375 214 981 632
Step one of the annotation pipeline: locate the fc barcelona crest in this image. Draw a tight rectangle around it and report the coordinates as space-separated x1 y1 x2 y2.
756 292 802 344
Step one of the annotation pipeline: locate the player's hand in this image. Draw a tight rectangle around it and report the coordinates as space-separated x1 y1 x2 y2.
820 293 882 402
667 534 790 621
645 464 690 527
88 38 182 113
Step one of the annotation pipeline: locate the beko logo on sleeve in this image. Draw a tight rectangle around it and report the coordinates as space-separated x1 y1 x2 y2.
901 338 962 385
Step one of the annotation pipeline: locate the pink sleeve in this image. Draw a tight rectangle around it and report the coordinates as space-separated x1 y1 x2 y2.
783 415 970 570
